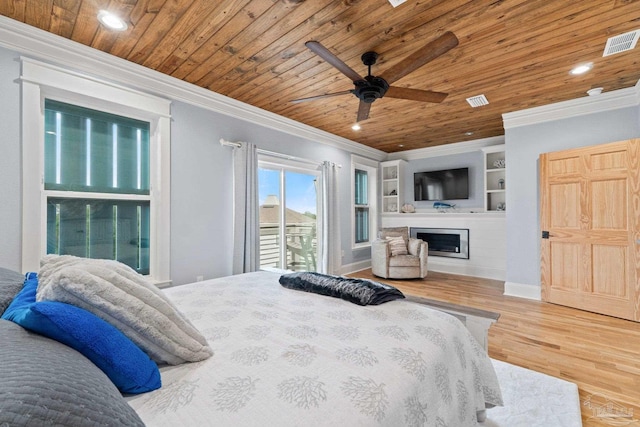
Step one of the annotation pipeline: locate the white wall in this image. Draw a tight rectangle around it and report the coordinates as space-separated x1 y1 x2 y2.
382 213 506 280
0 48 22 270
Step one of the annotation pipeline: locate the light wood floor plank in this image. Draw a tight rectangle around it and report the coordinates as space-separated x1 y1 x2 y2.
350 269 640 426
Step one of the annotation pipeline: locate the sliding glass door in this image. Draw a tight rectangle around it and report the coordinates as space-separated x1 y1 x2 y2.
258 160 320 272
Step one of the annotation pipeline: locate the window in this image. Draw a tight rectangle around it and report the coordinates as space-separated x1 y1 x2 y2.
351 156 378 248
258 156 321 272
21 59 171 284
44 100 151 274
354 169 369 243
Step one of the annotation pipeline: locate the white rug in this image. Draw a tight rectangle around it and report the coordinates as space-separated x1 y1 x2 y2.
484 359 582 427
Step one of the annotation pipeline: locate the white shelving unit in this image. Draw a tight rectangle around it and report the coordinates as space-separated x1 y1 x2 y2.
481 145 506 212
380 159 406 213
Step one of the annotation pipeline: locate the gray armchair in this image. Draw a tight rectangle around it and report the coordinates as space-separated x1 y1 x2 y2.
371 226 428 279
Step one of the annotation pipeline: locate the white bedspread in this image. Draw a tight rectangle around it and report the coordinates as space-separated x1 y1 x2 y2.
126 271 502 426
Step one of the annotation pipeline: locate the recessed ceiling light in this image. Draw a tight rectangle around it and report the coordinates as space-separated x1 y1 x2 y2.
587 87 603 96
465 131 474 136
351 123 361 131
97 10 128 31
569 62 593 76
398 144 404 148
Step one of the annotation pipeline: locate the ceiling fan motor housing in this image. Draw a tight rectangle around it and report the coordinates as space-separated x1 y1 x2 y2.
354 75 389 103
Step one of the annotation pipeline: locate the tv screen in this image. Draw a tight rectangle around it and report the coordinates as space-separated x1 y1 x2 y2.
414 167 469 201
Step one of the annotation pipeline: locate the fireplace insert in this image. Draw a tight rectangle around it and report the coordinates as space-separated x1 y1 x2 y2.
410 227 469 259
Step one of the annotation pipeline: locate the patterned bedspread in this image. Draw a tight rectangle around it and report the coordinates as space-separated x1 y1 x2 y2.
126 271 502 426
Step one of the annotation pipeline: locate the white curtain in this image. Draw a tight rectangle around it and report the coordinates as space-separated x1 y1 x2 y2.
232 142 259 274
319 161 341 274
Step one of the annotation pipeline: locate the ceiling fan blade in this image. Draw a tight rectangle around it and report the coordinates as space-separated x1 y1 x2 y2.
379 31 459 84
290 90 353 104
386 86 448 103
306 41 364 83
357 101 372 122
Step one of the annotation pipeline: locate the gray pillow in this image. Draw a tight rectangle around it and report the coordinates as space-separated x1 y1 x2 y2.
0 319 145 426
0 267 24 316
38 255 212 365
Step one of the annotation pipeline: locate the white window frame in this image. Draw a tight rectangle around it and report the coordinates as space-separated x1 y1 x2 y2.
351 155 378 249
258 154 323 271
21 58 171 285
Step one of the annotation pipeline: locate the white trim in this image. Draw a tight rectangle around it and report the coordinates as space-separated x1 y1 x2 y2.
21 58 170 118
503 281 541 300
387 136 505 161
503 84 640 129
20 58 171 283
351 155 379 249
339 259 372 276
257 156 322 271
0 15 386 161
427 259 505 281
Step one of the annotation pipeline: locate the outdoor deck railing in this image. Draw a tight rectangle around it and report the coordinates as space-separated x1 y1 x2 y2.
259 223 317 271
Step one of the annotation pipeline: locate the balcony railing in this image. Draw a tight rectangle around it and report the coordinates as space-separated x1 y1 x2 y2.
260 223 317 272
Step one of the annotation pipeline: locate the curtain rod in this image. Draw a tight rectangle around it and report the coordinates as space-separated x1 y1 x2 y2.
219 138 341 168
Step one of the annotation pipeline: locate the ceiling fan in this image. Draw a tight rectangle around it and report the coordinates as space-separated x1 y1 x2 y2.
291 31 459 123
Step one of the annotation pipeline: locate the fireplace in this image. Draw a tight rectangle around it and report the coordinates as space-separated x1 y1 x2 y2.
410 227 469 259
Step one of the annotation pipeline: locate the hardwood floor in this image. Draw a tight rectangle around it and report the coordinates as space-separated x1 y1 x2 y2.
351 269 640 427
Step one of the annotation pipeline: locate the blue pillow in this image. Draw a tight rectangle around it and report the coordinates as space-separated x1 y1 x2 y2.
1 273 161 394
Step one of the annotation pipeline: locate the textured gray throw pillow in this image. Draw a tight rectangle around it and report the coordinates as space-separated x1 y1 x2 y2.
0 267 24 316
0 319 145 426
38 255 212 365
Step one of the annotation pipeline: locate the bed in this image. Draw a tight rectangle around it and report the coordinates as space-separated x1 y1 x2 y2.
1 262 502 426
125 270 502 426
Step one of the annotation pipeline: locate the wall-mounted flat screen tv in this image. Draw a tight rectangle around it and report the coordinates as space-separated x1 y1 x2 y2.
414 167 469 201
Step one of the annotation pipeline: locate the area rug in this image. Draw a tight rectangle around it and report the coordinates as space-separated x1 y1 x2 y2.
485 359 582 427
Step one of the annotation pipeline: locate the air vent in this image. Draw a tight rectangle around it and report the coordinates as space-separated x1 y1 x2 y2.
388 0 407 7
466 94 489 108
603 30 640 56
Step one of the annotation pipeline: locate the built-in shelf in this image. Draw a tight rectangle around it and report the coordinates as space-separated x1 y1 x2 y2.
481 145 506 212
380 160 406 213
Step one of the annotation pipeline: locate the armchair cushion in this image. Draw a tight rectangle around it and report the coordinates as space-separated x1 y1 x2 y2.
378 226 409 242
386 236 408 256
407 238 422 256
389 254 421 268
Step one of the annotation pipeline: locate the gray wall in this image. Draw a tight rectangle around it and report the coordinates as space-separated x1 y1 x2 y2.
170 101 362 285
505 107 640 289
402 151 484 210
0 45 374 284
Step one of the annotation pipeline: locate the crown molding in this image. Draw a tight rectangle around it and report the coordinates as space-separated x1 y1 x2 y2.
387 135 505 161
0 15 386 161
502 83 640 129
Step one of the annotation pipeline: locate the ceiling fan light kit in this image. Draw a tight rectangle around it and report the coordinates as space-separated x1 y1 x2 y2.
293 32 459 123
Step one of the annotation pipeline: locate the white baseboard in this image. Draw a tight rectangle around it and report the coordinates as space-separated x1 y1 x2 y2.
427 259 505 281
340 260 371 276
504 281 541 300
340 258 506 282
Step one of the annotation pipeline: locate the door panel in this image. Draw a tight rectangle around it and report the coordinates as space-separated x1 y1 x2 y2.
549 242 580 290
549 183 580 228
592 244 627 297
540 139 640 321
591 179 626 229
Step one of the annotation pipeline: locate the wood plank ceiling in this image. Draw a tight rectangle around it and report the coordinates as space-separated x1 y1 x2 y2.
2 0 640 153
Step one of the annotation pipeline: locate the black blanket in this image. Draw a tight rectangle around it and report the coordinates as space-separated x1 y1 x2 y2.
279 272 405 306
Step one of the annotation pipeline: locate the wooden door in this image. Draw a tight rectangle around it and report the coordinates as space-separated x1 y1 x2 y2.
540 139 640 321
